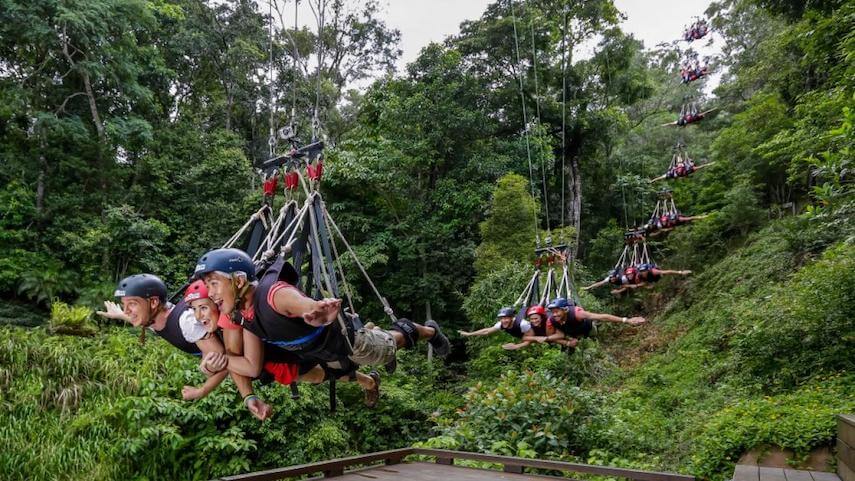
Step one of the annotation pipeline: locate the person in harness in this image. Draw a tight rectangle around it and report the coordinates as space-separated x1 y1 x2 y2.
501 305 551 351
184 278 383 407
645 211 710 236
618 263 693 290
458 306 532 340
583 268 633 292
97 274 273 420
194 248 451 402
531 298 645 350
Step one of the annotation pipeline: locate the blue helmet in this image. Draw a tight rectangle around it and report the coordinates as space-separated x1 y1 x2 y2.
496 307 515 318
194 248 256 281
114 274 167 301
546 297 574 310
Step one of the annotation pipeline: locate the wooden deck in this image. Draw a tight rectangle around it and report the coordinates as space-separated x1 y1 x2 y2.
303 462 572 481
217 448 696 481
733 465 840 481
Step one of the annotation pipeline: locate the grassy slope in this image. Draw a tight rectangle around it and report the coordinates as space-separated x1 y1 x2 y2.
589 216 855 478
426 211 855 481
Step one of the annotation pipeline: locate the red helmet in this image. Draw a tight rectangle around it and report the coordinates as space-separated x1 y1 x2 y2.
526 305 546 317
183 280 209 303
625 266 638 277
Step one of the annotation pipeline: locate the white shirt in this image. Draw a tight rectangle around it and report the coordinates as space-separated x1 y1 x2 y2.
179 309 207 343
493 320 532 333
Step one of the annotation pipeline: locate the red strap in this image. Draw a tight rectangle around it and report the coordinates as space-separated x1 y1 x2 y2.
263 173 278 197
285 171 299 191
307 159 324 181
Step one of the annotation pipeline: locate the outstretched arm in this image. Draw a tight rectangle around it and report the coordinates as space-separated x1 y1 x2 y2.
502 340 532 351
578 308 645 325
583 278 610 290
272 287 341 327
694 161 715 171
458 326 500 337
205 329 265 378
183 336 229 401
655 268 692 276
649 174 667 183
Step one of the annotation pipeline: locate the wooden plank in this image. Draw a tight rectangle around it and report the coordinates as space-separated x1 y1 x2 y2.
220 448 414 481
811 471 842 481
839 439 855 478
412 448 695 481
840 416 855 453
839 457 855 481
784 469 814 481
734 464 760 481
759 467 787 481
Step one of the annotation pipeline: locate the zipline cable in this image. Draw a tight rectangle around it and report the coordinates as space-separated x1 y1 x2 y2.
510 0 541 245
526 3 550 236
267 0 276 157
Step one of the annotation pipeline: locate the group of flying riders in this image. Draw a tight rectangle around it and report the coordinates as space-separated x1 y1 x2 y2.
98 247 452 419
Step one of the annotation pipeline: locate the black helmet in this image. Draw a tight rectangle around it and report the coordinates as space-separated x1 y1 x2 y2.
193 248 257 281
546 297 574 310
496 307 515 318
114 274 167 301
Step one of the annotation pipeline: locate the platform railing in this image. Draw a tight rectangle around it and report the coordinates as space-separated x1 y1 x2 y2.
216 447 696 481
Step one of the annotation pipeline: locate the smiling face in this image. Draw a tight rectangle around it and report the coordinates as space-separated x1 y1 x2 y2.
190 298 220 333
203 272 238 314
528 314 543 327
499 316 514 329
121 296 158 327
549 307 566 323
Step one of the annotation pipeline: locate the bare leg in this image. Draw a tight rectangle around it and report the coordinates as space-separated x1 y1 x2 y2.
297 365 326 384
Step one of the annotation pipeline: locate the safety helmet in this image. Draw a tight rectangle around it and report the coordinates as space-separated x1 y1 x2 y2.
638 263 653 272
526 305 546 317
546 297 574 310
114 274 167 301
183 280 209 303
496 307 515 318
193 248 256 281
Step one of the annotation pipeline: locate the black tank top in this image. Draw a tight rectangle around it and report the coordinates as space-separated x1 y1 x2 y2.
242 257 326 347
500 318 525 339
530 321 548 337
153 300 201 355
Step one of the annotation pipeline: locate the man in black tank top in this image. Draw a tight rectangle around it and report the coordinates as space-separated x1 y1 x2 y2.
531 297 647 351
98 274 273 420
458 307 532 341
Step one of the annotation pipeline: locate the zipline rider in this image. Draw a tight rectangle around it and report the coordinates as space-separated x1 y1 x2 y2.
534 298 646 349
194 249 451 385
97 274 273 420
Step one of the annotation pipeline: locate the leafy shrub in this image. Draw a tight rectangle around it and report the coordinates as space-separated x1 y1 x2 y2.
728 242 855 390
691 375 855 479
430 370 604 458
16 265 78 306
48 301 97 336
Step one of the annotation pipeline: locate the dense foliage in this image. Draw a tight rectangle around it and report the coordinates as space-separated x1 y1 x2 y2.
1 0 853 479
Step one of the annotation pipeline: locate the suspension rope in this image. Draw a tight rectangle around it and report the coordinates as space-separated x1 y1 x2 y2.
560 7 567 235
311 0 325 140
267 0 276 157
322 203 397 322
509 0 540 245
291 0 299 128
526 4 550 236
